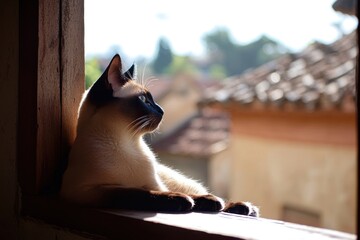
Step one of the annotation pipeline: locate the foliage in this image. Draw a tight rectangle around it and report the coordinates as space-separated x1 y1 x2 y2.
209 64 227 79
166 55 199 75
152 37 173 74
85 58 102 89
203 28 287 76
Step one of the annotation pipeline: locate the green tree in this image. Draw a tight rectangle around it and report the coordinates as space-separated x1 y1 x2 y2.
203 28 287 76
203 28 238 75
85 58 102 89
236 35 286 73
152 37 173 74
209 64 227 79
166 55 199 75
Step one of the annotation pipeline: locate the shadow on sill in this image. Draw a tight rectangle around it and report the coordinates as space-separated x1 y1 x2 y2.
21 195 356 240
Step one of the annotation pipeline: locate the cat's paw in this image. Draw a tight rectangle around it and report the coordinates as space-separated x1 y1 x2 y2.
191 194 225 212
153 192 194 212
223 201 259 217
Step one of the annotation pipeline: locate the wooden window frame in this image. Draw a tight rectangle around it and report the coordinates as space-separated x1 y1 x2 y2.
19 0 83 196
18 1 359 239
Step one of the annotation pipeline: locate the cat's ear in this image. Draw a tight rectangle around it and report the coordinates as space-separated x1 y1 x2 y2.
124 63 137 81
88 54 126 106
107 54 126 92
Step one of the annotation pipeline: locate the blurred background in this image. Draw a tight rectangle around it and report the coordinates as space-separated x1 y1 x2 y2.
84 0 358 233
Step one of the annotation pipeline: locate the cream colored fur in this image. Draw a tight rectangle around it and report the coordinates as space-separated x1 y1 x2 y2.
60 81 214 206
113 81 144 98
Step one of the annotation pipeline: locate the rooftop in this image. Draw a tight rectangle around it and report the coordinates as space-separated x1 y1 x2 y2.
201 31 357 112
153 110 230 158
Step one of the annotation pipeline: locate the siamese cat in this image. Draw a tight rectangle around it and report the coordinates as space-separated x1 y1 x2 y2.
60 54 259 216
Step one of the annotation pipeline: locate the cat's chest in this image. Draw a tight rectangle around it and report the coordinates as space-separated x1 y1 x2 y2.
100 140 161 188
101 138 157 170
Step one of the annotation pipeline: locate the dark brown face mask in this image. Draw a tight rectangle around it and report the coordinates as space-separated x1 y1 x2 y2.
88 54 164 133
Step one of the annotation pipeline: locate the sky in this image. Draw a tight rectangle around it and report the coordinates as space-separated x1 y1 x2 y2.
85 0 357 60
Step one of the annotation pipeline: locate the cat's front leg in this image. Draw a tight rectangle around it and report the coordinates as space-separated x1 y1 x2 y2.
88 185 195 212
223 201 259 217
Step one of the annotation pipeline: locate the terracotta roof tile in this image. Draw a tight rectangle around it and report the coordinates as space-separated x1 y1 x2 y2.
201 31 357 111
152 110 230 157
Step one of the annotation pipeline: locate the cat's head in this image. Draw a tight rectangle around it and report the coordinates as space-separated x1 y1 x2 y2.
82 54 164 136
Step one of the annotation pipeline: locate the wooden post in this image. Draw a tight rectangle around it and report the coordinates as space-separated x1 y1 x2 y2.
18 0 84 195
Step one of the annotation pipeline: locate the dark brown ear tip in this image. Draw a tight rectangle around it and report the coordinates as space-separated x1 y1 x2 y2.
110 54 121 64
107 54 122 76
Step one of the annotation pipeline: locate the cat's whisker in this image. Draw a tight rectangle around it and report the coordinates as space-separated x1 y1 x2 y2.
130 117 151 139
127 115 150 132
151 118 162 136
126 116 148 130
144 118 160 139
136 63 158 90
144 76 159 89
129 120 149 141
129 118 149 134
131 124 148 140
148 130 157 142
140 62 149 87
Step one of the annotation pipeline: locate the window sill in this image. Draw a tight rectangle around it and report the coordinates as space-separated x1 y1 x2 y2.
21 195 356 240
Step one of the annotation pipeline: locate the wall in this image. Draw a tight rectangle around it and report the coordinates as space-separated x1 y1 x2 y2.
209 149 232 199
157 75 201 133
157 149 235 198
228 134 357 233
158 154 209 187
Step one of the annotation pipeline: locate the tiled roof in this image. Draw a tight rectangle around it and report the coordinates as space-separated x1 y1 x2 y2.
153 110 230 158
201 31 357 111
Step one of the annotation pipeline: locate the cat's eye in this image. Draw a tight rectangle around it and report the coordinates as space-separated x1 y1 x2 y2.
138 95 147 103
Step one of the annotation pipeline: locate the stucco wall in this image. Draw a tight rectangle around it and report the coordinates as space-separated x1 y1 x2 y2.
228 135 356 233
157 75 201 133
158 150 234 198
158 154 209 187
209 149 232 199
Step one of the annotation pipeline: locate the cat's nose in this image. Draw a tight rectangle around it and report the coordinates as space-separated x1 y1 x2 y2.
155 104 164 115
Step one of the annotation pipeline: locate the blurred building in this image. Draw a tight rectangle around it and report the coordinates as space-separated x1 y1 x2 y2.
200 31 357 233
153 109 231 197
149 74 207 134
148 74 231 196
146 2 358 232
